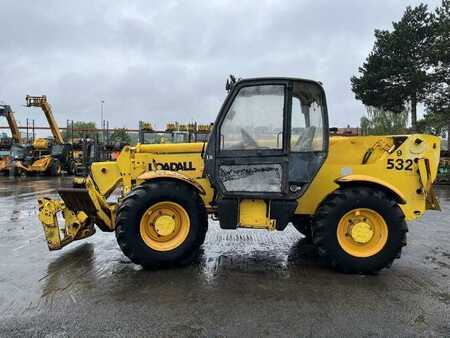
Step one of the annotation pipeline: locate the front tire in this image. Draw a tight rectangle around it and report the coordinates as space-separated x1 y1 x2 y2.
313 186 407 274
48 159 62 176
115 180 208 269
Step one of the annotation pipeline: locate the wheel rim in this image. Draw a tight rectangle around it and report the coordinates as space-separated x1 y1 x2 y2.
337 208 388 258
139 201 190 251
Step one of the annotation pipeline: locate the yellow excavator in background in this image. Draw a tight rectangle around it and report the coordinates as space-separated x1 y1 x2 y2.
0 104 22 175
15 95 74 176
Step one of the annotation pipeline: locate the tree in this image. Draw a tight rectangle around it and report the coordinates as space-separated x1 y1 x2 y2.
351 4 434 131
63 121 98 140
360 107 409 135
423 0 449 151
109 128 131 145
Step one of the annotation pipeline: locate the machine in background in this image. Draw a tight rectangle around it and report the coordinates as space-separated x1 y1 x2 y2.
139 121 212 144
437 150 449 184
14 95 74 176
0 104 22 175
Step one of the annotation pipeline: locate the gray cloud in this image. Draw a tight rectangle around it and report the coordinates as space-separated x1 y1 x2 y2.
0 0 442 133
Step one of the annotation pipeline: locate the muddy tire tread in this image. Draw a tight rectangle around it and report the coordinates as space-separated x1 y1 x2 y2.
115 180 208 269
312 186 408 274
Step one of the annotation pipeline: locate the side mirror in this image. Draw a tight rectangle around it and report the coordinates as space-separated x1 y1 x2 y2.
225 74 238 92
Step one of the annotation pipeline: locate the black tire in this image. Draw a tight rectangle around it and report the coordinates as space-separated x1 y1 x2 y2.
48 159 62 176
312 186 407 274
67 160 76 175
115 180 208 269
292 215 313 243
10 165 20 177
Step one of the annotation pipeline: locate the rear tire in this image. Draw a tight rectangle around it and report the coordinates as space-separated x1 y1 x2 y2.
67 160 76 175
10 165 21 177
115 180 208 269
0 169 8 176
312 186 407 274
48 159 62 176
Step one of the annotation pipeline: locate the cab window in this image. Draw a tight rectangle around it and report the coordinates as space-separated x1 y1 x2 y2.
290 83 324 152
220 85 285 151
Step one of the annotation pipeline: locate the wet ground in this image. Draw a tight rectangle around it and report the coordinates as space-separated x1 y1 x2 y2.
0 176 449 337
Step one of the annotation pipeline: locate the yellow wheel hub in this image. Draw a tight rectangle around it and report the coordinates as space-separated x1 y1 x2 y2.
154 215 176 236
337 208 388 258
350 222 374 244
139 201 190 252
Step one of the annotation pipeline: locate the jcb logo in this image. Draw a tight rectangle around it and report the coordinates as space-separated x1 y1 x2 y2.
150 161 196 171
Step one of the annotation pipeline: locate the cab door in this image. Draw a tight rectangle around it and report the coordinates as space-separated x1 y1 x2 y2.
204 78 328 230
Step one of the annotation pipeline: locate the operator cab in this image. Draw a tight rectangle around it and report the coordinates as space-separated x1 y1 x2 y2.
205 77 329 230
10 144 26 161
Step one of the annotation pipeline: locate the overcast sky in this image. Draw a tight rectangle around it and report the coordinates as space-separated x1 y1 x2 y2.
0 0 442 135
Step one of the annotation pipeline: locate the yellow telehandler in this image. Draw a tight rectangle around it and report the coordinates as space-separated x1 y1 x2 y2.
0 104 22 175
37 77 441 274
15 95 74 176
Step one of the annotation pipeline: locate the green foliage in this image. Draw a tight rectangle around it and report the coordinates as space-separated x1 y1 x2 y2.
109 128 131 144
351 4 434 130
417 111 448 136
63 121 97 140
360 107 409 135
422 0 449 144
352 1 449 137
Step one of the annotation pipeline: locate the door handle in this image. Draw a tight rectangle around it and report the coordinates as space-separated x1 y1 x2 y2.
288 183 303 193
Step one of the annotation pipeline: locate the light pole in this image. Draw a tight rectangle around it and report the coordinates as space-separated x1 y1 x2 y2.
101 100 104 141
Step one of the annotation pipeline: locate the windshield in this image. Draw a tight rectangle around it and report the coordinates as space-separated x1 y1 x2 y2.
51 144 64 156
220 85 285 151
10 144 25 159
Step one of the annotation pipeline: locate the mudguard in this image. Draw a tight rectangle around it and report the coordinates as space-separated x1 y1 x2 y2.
336 174 407 204
137 170 206 195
